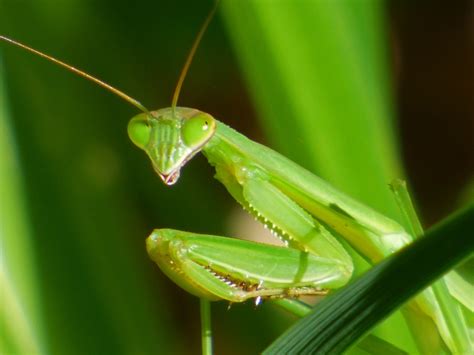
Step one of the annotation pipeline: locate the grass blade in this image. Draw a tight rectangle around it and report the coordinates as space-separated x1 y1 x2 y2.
0 55 46 354
264 204 474 354
391 179 472 352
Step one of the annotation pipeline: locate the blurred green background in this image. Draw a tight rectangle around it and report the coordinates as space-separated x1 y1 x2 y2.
1 0 472 354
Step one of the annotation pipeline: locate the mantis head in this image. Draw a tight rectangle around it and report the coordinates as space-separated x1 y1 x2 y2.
1 3 219 187
127 1 220 185
128 107 216 185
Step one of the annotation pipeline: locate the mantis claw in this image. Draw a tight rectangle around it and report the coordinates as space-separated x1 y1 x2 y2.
147 229 351 302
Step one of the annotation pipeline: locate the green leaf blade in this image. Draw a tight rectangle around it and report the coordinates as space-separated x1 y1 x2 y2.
264 204 474 354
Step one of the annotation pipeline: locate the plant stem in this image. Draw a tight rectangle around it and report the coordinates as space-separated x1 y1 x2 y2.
390 180 472 353
271 299 311 317
200 299 213 355
389 179 424 237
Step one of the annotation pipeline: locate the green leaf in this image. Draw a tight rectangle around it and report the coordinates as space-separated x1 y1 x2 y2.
0 54 46 355
264 204 474 354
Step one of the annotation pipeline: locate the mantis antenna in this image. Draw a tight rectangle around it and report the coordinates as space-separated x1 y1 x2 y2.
171 0 220 112
0 35 150 114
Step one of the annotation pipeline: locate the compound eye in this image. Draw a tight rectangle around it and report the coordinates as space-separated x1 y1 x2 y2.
181 113 216 149
128 115 151 149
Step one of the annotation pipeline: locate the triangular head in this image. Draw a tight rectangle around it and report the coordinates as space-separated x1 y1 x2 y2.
128 107 216 185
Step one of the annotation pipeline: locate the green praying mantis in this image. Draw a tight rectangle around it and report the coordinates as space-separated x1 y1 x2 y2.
1 4 471 353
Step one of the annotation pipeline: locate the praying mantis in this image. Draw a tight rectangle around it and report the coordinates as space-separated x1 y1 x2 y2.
1 3 471 354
